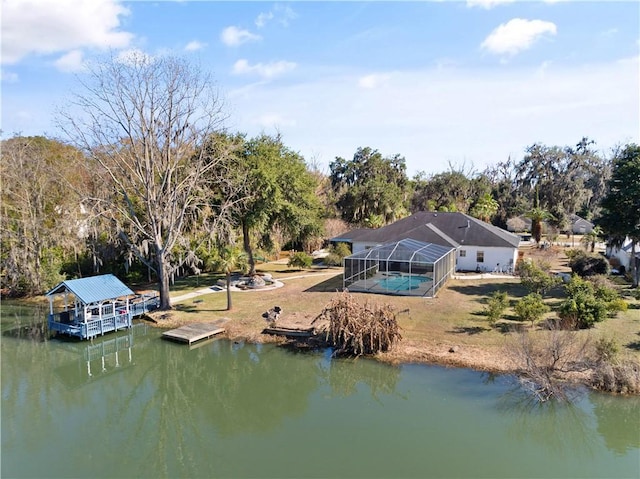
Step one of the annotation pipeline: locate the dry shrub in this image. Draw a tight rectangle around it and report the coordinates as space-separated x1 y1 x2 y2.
507 328 591 402
314 291 402 356
591 360 640 394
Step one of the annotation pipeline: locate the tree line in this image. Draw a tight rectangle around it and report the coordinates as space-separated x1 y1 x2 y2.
2 53 638 305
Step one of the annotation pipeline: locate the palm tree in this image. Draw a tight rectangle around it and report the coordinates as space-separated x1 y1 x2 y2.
526 186 555 244
580 226 603 252
213 246 247 311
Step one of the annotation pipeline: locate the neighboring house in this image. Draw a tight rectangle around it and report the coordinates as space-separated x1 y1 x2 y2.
568 214 594 235
606 237 640 272
332 211 521 272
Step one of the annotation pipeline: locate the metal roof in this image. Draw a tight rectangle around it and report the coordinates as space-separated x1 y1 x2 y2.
45 274 135 305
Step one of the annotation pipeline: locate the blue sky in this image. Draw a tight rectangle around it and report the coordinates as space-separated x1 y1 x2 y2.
2 0 639 176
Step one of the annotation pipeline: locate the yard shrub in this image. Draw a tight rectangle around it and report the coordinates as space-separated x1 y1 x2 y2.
568 250 610 277
288 252 313 269
514 293 549 326
517 260 560 295
558 275 609 329
484 291 508 326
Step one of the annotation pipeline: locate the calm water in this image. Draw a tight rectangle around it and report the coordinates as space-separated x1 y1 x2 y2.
2 302 639 479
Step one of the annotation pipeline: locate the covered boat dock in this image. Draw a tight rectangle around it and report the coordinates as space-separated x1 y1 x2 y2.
46 274 159 340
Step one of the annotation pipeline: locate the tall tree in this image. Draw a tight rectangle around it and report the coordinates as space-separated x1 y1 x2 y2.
0 136 88 295
211 133 323 276
330 147 409 225
597 144 640 286
59 53 229 310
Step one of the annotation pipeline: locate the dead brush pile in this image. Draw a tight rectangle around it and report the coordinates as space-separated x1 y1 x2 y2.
314 291 402 356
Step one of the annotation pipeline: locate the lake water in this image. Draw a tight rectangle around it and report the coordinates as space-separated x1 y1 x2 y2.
2 302 639 478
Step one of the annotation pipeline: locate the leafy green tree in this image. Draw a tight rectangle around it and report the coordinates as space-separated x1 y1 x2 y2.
517 260 560 295
0 136 88 294
330 147 409 225
470 193 499 222
516 139 602 231
597 143 640 287
212 246 247 311
288 252 312 269
411 168 475 214
557 275 623 328
514 293 549 327
220 134 323 276
484 290 508 326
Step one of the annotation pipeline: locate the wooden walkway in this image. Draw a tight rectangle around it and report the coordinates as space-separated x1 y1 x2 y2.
162 321 227 345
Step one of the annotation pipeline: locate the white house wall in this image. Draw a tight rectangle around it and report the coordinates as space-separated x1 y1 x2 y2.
455 246 517 272
352 242 382 254
353 241 517 273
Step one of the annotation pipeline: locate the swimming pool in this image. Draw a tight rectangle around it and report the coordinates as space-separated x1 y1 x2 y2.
375 274 431 291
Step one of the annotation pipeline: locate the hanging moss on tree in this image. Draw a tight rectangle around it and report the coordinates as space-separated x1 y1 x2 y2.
314 291 402 356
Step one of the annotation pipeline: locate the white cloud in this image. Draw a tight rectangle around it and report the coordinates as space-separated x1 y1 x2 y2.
1 69 19 83
1 0 133 65
255 11 274 28
466 0 515 9
481 18 557 56
232 59 297 79
54 50 86 73
227 57 638 176
358 73 391 89
115 48 153 66
220 26 261 47
254 113 297 128
255 4 297 28
185 40 206 52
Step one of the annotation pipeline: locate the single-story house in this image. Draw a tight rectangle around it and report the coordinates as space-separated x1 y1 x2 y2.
568 214 594 235
507 214 594 235
332 211 521 274
606 237 640 273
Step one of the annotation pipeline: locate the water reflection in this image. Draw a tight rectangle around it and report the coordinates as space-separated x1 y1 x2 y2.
497 386 598 456
322 355 401 400
52 324 150 389
2 301 639 479
593 394 640 454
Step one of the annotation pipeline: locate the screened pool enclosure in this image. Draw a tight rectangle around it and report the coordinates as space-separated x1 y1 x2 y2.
343 239 456 297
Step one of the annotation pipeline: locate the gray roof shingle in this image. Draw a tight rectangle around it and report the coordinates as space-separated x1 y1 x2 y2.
332 212 520 248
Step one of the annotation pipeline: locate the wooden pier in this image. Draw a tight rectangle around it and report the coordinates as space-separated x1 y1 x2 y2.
162 321 227 345
262 326 315 338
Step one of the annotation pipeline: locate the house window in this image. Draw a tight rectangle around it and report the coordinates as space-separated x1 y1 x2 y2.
476 251 484 263
459 250 466 257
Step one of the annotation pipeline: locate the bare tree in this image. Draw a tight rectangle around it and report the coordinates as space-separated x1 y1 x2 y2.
59 52 229 310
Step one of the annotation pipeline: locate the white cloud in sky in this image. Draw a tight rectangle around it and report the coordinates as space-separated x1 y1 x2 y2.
358 73 391 89
1 69 19 83
185 40 206 52
481 18 557 56
220 26 261 47
232 59 297 79
466 0 515 9
255 11 274 28
1 0 133 65
228 56 638 175
115 48 153 66
254 113 297 129
54 50 86 73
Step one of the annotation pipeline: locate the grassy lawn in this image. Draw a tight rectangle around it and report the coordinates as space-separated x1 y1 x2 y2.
146 258 640 372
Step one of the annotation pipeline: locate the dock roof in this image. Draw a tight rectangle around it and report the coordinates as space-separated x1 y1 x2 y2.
46 274 135 305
